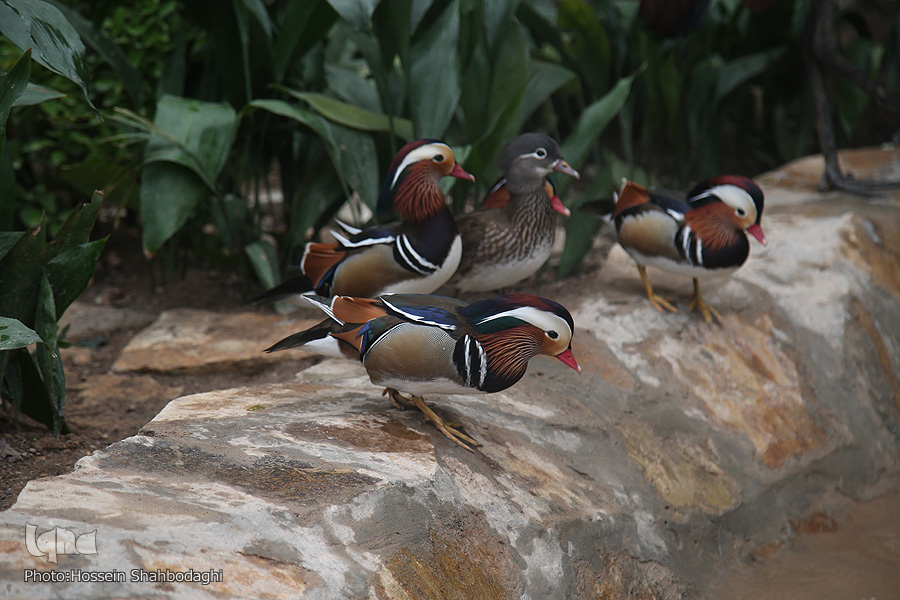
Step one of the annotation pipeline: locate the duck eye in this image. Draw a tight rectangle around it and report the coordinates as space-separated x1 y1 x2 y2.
535 147 547 159
736 208 746 217
432 154 444 162
547 330 559 340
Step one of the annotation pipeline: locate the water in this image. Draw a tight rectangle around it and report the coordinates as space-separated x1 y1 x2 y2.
705 491 900 600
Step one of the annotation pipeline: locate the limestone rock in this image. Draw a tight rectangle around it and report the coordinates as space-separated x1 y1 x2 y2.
1 149 900 598
111 309 319 374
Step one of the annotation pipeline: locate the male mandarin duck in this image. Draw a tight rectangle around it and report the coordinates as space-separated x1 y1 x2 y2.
265 292 581 450
612 176 766 323
257 139 474 301
448 133 580 293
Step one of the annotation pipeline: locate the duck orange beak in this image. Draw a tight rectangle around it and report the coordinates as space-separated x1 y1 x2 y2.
450 163 475 182
555 348 581 373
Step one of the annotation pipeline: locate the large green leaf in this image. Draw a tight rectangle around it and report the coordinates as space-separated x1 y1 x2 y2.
0 225 45 326
13 82 65 107
408 0 461 138
519 61 578 125
273 1 337 81
140 161 209 256
45 238 107 317
0 317 43 350
0 232 23 261
245 239 280 289
483 0 522 59
0 49 30 161
557 210 605 278
45 190 103 262
11 347 69 434
285 89 414 140
135 96 238 254
34 272 66 435
715 47 784 104
249 99 379 208
0 0 95 112
561 65 644 189
144 95 239 189
326 0 380 29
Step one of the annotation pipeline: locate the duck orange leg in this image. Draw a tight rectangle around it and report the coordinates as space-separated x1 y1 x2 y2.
638 265 678 314
688 278 722 324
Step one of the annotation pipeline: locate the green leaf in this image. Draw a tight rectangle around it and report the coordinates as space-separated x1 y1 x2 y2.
273 1 337 81
46 0 144 107
557 210 604 278
0 142 13 229
326 0 380 29
0 232 23 261
483 0 522 59
46 190 103 262
408 0 461 138
0 0 96 113
140 161 209 256
284 89 414 140
13 82 66 107
560 65 644 190
0 225 45 326
45 238 107 317
249 99 379 208
134 96 238 255
0 49 31 160
0 317 43 350
245 239 280 289
144 95 239 190
519 61 578 124
12 347 69 434
714 47 784 104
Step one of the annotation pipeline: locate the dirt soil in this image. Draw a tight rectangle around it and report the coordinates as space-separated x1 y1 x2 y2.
0 222 607 512
0 224 255 511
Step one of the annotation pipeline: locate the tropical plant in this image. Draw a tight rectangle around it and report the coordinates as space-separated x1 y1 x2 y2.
0 7 108 434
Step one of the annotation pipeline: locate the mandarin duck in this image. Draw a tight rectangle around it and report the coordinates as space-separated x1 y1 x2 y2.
257 139 473 302
448 133 579 293
265 292 581 450
612 176 766 323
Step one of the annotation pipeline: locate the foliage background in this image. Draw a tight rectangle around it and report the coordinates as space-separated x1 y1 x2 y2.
4 0 899 281
1 0 898 431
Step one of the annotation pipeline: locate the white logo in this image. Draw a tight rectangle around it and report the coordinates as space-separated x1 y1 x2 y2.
25 524 97 564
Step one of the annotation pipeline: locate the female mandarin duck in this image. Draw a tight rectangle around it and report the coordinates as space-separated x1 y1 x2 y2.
265 292 581 451
448 133 579 292
613 176 766 323
257 139 474 301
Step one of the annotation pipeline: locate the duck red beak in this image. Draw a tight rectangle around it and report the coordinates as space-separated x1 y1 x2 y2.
550 195 570 217
450 163 475 182
556 348 581 373
747 223 767 246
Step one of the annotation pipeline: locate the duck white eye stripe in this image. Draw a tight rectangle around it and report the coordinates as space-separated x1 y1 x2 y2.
390 143 451 188
478 306 572 339
395 234 439 275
